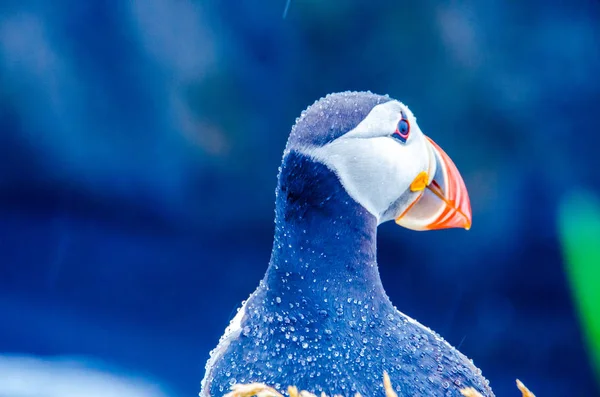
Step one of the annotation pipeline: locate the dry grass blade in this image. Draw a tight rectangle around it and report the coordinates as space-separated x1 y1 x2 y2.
223 383 284 397
288 386 299 397
460 387 485 397
223 372 537 397
516 380 535 397
382 371 398 397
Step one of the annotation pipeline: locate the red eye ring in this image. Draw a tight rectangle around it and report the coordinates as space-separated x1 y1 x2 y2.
393 118 410 142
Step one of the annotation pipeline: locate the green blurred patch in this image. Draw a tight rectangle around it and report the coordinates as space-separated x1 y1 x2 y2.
558 189 600 382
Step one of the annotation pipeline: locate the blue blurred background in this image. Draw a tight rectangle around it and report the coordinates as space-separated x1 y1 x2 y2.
1 1 600 396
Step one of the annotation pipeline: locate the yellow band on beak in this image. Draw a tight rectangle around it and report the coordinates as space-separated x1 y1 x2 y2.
409 171 429 192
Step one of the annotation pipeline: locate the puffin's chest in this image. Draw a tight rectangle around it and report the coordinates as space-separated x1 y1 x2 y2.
213 288 455 395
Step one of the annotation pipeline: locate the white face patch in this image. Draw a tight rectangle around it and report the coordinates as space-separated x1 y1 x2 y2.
302 101 434 223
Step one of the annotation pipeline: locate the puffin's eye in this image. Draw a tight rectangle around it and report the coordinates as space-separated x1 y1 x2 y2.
393 118 410 143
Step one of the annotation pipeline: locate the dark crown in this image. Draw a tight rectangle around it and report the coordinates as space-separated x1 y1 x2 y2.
285 91 392 151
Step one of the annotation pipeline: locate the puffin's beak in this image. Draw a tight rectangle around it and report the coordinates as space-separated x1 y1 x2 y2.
395 137 472 231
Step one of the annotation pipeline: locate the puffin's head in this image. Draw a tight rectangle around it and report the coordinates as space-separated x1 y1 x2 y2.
285 91 471 231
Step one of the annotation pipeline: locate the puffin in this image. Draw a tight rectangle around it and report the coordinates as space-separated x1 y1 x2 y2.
200 92 493 397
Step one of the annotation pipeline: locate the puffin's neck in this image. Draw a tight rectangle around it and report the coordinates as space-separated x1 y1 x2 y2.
264 151 385 303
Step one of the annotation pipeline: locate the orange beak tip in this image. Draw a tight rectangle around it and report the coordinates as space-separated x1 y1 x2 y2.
397 137 472 232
